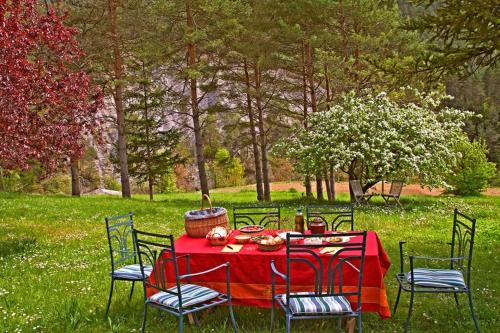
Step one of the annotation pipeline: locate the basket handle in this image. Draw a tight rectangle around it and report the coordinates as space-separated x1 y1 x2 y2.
200 194 213 211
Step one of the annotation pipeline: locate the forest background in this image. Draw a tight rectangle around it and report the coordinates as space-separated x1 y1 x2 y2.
1 0 498 201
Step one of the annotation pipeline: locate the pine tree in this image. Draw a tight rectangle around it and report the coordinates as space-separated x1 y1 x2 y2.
125 61 183 201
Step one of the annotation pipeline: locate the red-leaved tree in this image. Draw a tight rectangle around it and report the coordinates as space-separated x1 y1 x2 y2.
0 0 101 173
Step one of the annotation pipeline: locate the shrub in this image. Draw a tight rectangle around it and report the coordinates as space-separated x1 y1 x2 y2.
447 139 496 195
103 175 121 191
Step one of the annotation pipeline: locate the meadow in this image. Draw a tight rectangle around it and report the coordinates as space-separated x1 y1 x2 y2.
0 190 498 332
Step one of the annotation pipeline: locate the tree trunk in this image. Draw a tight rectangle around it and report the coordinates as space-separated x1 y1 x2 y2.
306 41 317 114
254 63 271 201
142 62 153 201
304 175 312 198
187 0 209 196
324 171 332 201
316 176 323 200
148 176 153 201
329 165 336 201
70 158 81 197
244 58 264 201
324 63 330 110
302 41 312 197
108 0 131 198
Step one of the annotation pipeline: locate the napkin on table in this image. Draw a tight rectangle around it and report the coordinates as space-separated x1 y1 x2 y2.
221 244 243 253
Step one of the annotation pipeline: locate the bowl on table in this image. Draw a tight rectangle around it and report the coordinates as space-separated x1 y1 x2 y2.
238 225 265 234
251 235 283 251
234 234 252 244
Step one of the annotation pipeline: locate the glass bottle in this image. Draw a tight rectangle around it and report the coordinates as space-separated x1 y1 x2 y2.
294 208 305 233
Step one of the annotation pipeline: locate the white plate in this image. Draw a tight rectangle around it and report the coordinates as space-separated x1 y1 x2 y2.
278 231 303 243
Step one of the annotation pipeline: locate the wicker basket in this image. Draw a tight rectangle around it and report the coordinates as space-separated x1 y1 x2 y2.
184 195 229 238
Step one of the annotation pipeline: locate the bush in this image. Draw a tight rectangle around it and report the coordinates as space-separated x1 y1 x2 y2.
447 139 496 195
103 175 121 191
40 173 71 194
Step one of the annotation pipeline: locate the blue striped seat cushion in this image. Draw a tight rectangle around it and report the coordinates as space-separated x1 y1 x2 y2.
406 268 466 288
149 284 220 309
112 264 152 279
280 292 352 315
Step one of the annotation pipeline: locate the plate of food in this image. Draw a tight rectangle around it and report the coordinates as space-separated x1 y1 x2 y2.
324 236 350 243
278 231 303 244
239 225 265 234
251 235 283 251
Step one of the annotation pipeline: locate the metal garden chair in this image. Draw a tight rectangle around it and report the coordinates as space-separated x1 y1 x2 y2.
133 229 238 333
306 205 355 231
233 205 281 229
381 181 404 208
104 213 152 319
349 180 374 205
394 209 480 332
270 231 367 333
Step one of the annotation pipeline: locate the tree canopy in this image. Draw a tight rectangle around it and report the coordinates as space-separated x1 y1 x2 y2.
0 0 101 173
275 88 473 190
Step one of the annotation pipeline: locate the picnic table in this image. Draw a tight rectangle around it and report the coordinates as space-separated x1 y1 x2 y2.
147 230 392 319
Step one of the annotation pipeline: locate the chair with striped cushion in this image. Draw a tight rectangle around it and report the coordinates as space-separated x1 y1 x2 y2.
133 229 238 333
394 209 480 332
104 213 151 319
270 231 367 333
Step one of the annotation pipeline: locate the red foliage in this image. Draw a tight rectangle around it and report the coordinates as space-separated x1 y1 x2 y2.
0 0 102 173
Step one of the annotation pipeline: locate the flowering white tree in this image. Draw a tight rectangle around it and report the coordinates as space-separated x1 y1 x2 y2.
274 89 473 194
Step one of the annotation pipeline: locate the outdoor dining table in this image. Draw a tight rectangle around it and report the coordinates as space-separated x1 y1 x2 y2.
147 230 392 319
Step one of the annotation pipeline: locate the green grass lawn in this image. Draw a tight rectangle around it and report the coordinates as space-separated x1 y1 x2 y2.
0 190 498 332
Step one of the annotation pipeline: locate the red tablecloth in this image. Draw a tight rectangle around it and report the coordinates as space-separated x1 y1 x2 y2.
147 230 391 318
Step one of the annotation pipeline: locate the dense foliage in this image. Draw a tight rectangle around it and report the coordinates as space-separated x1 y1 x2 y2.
407 0 499 76
275 89 473 190
446 139 496 195
0 0 101 173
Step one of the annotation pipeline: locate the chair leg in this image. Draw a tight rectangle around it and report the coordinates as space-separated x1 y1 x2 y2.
178 315 184 333
129 281 135 300
453 293 459 307
228 302 238 332
104 278 114 320
467 291 481 333
141 304 147 333
270 299 275 333
285 314 291 333
393 285 402 314
403 290 414 333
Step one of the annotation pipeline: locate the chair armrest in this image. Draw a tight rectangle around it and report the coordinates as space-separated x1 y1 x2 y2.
178 262 228 280
271 260 287 281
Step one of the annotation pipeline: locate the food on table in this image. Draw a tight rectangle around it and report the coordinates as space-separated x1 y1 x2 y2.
206 226 231 245
303 237 323 245
278 231 303 244
325 236 343 243
234 234 252 244
251 235 283 246
238 225 265 233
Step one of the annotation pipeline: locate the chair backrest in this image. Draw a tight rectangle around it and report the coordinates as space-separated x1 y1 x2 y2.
105 213 136 272
349 180 364 197
389 181 404 197
133 230 184 305
450 209 477 285
233 205 281 229
285 231 367 312
306 205 354 231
